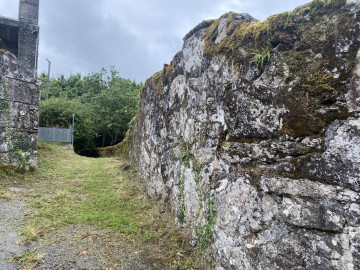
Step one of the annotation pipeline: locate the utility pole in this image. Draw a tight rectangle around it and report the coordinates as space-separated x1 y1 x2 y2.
45 58 51 100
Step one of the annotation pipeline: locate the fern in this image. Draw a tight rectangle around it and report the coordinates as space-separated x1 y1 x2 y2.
251 48 271 68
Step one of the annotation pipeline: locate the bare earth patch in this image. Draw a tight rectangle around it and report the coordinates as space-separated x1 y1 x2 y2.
31 225 167 269
0 199 26 270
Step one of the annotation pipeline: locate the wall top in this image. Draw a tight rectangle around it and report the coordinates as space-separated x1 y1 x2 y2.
19 0 39 25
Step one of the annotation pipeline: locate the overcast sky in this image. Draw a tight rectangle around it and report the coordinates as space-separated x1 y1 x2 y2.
0 0 309 82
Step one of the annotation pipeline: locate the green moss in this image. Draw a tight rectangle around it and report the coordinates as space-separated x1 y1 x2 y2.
97 127 133 158
295 0 347 16
252 21 271 40
184 19 215 41
97 109 139 158
0 164 19 174
203 13 271 71
202 0 347 72
268 11 293 29
164 64 173 78
152 71 163 94
307 71 335 91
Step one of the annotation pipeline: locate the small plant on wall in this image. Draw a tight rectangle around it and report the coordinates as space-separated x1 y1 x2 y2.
251 47 271 68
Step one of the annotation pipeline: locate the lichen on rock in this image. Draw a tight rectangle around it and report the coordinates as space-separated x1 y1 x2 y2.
125 0 360 269
0 51 40 170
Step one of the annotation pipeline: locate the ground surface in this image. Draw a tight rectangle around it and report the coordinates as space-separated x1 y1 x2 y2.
0 143 201 270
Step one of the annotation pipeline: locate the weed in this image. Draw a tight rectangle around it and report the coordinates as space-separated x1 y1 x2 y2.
251 48 271 68
193 159 202 184
176 139 194 224
21 226 42 243
177 167 186 224
0 191 12 199
195 197 217 254
180 141 192 168
13 251 42 269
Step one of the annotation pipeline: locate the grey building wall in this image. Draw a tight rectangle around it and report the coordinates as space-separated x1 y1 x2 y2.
0 1 40 169
0 51 40 168
0 0 39 77
19 0 39 25
18 0 39 77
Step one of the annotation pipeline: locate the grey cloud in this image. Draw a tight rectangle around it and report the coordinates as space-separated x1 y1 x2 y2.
1 0 309 82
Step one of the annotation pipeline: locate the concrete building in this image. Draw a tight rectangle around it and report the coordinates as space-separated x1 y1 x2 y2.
0 0 39 77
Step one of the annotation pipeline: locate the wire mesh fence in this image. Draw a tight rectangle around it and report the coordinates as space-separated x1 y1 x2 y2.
38 127 73 143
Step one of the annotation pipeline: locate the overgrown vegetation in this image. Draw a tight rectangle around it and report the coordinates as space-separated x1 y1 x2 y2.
0 142 203 269
177 140 192 224
194 197 216 254
203 0 347 72
176 121 216 259
39 67 143 156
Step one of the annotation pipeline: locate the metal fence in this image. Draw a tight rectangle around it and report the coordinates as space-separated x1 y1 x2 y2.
38 127 73 143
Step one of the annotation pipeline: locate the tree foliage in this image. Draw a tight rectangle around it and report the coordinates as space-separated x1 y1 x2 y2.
39 67 142 156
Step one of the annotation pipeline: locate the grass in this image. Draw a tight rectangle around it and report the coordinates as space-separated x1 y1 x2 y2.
23 144 146 236
0 190 13 199
0 142 204 269
12 252 42 270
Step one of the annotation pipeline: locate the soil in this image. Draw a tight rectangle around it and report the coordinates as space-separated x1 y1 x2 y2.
31 225 166 269
0 198 27 270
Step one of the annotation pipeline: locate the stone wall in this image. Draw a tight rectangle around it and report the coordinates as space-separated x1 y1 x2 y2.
0 0 39 77
128 0 360 269
0 50 40 169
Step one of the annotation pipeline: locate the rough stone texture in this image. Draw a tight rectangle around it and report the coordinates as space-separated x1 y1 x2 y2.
128 1 360 269
0 51 40 168
0 0 39 77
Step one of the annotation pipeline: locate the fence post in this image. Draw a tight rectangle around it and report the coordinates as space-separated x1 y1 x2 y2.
72 113 75 148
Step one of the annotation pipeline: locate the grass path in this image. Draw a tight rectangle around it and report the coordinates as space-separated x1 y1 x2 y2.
0 143 202 269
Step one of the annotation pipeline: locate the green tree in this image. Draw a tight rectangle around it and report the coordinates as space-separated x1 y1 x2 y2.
39 67 142 155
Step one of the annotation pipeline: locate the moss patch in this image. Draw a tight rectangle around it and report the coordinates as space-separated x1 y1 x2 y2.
97 126 133 158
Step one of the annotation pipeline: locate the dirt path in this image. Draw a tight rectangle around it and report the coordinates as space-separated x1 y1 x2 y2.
0 192 165 270
0 198 27 270
0 143 199 270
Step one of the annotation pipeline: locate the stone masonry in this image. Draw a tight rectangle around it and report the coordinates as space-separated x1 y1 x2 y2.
128 0 360 269
0 0 40 169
